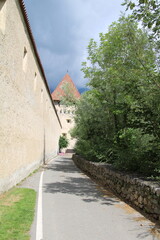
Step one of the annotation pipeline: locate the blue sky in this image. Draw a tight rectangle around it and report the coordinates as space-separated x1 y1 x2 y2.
24 0 126 93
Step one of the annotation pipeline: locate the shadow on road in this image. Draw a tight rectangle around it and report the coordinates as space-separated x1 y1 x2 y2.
43 156 119 206
45 157 80 174
43 156 160 240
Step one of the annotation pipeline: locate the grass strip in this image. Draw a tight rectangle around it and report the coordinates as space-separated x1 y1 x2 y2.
0 188 36 240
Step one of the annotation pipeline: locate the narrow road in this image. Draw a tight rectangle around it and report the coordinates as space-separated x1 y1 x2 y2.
20 155 160 240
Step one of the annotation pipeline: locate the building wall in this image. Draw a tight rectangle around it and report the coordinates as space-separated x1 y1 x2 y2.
55 102 76 151
0 0 61 193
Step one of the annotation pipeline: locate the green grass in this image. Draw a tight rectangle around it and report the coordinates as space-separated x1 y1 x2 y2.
0 188 36 240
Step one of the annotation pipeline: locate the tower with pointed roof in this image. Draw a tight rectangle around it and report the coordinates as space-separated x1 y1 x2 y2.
51 73 81 152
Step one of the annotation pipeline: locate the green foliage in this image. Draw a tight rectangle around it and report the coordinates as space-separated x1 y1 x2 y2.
72 90 115 162
122 0 160 69
0 188 36 240
73 16 160 176
122 0 160 38
59 135 69 150
60 82 78 106
113 128 160 175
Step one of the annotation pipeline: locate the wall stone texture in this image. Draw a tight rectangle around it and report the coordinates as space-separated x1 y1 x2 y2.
73 155 160 221
0 0 61 193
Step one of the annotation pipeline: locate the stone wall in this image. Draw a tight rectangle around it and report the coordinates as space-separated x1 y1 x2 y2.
0 0 61 193
73 155 160 221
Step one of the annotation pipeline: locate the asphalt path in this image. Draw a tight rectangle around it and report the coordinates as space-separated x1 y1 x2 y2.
20 155 160 240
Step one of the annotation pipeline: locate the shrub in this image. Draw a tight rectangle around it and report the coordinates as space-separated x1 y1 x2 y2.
112 128 160 175
59 136 69 151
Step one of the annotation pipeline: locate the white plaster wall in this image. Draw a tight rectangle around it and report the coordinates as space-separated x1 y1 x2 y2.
55 102 76 151
0 0 61 193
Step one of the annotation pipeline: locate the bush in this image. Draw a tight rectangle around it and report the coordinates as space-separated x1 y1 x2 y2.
112 128 160 176
59 136 69 151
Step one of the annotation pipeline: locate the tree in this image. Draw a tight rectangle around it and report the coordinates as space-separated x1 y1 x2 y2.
72 89 115 161
122 0 160 71
73 16 160 176
60 82 78 106
59 136 69 152
122 0 160 38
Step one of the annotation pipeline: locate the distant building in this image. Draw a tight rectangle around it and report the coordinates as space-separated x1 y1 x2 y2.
52 73 81 152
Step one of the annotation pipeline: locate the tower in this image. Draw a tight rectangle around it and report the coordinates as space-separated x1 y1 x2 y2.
51 73 80 152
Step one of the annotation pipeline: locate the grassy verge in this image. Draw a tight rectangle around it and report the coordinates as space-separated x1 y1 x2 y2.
0 188 36 240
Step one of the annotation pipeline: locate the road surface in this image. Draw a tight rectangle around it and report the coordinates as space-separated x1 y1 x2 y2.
20 154 160 240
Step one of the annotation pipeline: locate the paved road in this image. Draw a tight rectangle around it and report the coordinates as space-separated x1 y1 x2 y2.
20 155 160 240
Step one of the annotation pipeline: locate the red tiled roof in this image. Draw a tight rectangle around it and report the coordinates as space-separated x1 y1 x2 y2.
51 74 81 101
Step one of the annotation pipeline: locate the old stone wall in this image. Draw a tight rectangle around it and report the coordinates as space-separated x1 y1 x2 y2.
73 155 160 221
0 0 61 193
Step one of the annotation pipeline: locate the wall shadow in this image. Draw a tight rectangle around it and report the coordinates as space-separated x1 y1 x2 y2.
43 156 160 239
46 157 80 174
44 157 119 205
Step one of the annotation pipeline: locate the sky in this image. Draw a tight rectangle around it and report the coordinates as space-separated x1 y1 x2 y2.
24 0 126 93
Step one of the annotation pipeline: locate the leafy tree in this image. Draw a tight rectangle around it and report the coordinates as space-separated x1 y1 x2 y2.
73 16 160 176
72 90 115 161
122 0 160 38
122 0 160 72
60 82 78 106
